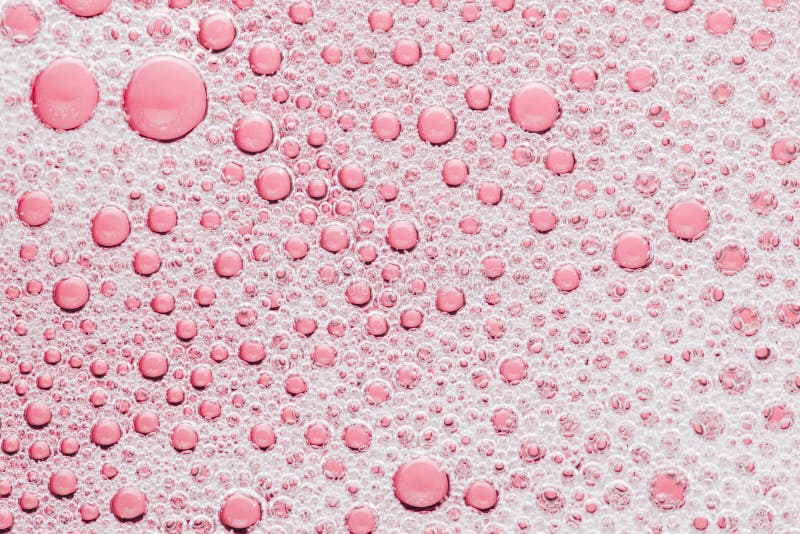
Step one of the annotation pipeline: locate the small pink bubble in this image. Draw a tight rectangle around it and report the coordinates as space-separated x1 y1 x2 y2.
1 2 42 44
392 38 421 66
442 159 469 186
255 165 292 201
53 276 89 311
123 56 207 141
371 111 402 141
386 220 419 251
705 8 735 35
771 136 798 165
138 351 168 379
171 423 199 451
649 470 688 511
238 340 266 364
23 400 51 427
233 114 274 154
146 204 177 233
91 419 121 447
544 146 576 174
612 231 653 271
338 163 366 190
91 206 130 247
249 41 282 75
465 84 492 110
48 469 77 497
663 0 693 13
16 190 52 227
509 82 560 133
529 207 558 233
714 243 748 276
570 66 598 91
249 423 276 449
197 13 235 52
342 423 372 451
58 0 110 17
110 486 147 521
666 199 710 241
31 58 99 130
133 411 159 435
553 264 581 292
288 0 313 23
393 457 449 510
345 506 377 534
626 65 657 92
368 9 393 32
417 106 456 145
436 286 465 314
219 492 262 530
320 224 350 253
464 480 499 512
214 250 243 277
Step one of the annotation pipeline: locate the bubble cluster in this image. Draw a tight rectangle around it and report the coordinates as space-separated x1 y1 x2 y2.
1 0 800 531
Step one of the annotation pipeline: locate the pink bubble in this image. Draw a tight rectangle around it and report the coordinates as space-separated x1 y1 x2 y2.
465 84 492 110
714 243 749 276
666 199 710 241
255 165 292 201
442 158 469 186
53 276 89 311
386 220 419 251
612 231 653 271
393 457 449 510
436 286 465 314
138 351 168 379
570 66 598 91
132 248 161 276
249 423 276 449
1 2 42 44
771 136 798 165
48 469 77 497
31 58 98 130
16 190 52 227
392 38 421 66
23 401 51 427
133 411 160 435
171 423 199 451
197 13 235 52
91 206 130 247
345 506 377 534
705 8 735 35
219 492 262 530
371 111 402 141
464 480 499 512
91 418 121 447
146 204 177 233
649 470 688 510
552 263 581 292
214 250 244 277
233 114 274 153
320 224 350 253
288 0 313 23
664 0 693 13
238 340 266 364
626 65 657 92
342 423 372 451
338 163 366 190
509 82 560 133
417 106 456 145
368 9 393 32
544 146 576 174
110 486 147 521
123 56 208 141
58 0 111 17
529 206 558 233
249 41 282 75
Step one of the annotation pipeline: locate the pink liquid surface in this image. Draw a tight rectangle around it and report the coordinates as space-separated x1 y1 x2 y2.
1 0 800 532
